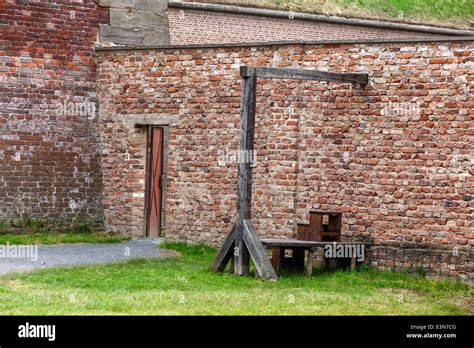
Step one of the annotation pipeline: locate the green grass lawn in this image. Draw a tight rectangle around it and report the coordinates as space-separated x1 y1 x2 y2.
0 242 471 315
0 231 128 245
0 218 129 245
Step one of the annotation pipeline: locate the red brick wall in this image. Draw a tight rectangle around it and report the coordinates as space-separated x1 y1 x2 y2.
0 0 108 222
168 8 448 45
97 40 473 280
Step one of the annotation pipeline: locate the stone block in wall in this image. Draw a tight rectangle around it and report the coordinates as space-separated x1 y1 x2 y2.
144 28 170 46
100 0 167 13
100 25 145 45
109 8 168 30
99 0 169 46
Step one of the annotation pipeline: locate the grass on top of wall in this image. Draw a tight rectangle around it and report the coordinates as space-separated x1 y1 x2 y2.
0 242 471 315
191 0 474 29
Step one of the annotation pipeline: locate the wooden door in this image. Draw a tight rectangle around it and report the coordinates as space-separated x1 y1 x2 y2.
147 127 163 237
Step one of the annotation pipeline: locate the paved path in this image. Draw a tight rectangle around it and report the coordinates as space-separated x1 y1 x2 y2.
0 239 175 275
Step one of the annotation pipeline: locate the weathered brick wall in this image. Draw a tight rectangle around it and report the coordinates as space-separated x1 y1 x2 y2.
0 0 108 223
97 40 473 280
168 8 449 45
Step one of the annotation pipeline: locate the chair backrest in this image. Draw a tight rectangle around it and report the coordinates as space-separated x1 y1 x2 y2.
297 211 342 242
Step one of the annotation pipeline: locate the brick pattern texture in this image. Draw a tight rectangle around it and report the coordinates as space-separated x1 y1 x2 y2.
97 41 473 281
0 0 108 222
168 8 448 45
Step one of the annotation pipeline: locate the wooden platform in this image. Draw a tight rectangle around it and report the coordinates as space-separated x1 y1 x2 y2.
261 239 371 247
261 238 372 276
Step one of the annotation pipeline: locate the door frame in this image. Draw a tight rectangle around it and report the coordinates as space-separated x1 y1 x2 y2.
144 125 169 237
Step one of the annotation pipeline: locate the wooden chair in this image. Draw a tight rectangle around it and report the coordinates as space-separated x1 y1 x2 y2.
297 211 342 275
269 211 343 275
297 211 342 242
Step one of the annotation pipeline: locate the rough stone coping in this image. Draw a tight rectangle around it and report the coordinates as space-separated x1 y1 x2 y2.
96 36 474 52
168 1 474 36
